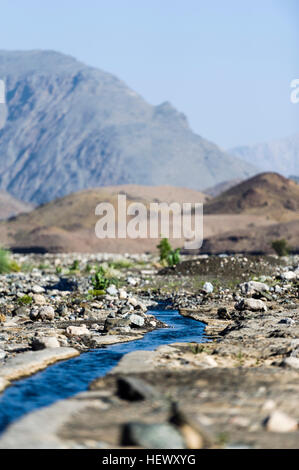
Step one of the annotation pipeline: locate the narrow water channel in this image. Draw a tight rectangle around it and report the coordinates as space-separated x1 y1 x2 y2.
0 308 207 433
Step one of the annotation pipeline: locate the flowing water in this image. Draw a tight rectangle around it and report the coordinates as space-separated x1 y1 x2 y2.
0 308 207 433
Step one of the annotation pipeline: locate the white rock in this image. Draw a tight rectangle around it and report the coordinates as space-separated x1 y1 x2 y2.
38 306 55 321
201 355 218 367
281 357 299 369
119 289 128 300
281 271 296 281
66 325 91 337
266 411 298 432
106 285 118 296
32 294 46 305
235 298 267 312
0 348 6 360
203 282 213 293
127 296 138 307
128 314 145 327
31 336 60 350
127 277 138 286
240 281 269 295
31 285 45 294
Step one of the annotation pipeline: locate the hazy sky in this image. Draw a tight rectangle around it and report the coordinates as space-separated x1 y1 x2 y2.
0 0 298 148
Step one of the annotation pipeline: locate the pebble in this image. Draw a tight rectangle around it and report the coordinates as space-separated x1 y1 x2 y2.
0 348 6 360
32 294 46 305
240 281 269 295
203 282 213 294
128 313 145 328
281 271 297 281
106 285 118 296
66 325 90 337
122 422 185 449
38 306 55 321
280 357 299 369
265 411 298 432
31 285 45 294
119 289 127 300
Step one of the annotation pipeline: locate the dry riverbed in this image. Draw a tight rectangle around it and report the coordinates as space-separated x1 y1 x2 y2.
0 252 298 448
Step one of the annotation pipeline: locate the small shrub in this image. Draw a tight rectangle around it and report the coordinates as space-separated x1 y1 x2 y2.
18 295 33 305
91 266 111 291
157 237 181 267
9 260 21 272
0 248 19 274
38 263 50 270
85 263 92 273
69 259 80 271
166 248 181 267
271 239 290 257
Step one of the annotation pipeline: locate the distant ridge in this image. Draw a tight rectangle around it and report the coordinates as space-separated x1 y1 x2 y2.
230 133 299 177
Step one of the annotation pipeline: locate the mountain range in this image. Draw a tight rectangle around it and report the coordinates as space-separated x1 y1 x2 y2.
0 50 256 205
230 133 299 178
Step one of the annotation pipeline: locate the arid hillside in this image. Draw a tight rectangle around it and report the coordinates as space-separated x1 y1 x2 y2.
204 172 299 222
0 185 209 253
1 175 297 254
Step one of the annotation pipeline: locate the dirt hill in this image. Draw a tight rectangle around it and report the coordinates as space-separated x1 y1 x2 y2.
204 172 299 222
0 185 209 253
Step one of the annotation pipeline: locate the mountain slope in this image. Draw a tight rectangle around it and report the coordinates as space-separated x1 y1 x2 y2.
204 172 299 222
0 50 256 204
230 133 299 177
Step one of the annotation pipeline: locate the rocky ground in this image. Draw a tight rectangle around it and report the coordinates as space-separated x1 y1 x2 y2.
0 253 166 390
0 252 298 448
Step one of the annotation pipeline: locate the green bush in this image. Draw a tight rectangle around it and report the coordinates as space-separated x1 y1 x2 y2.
271 239 290 257
0 248 20 274
91 266 111 291
69 259 80 271
157 237 181 267
55 265 62 274
18 295 33 305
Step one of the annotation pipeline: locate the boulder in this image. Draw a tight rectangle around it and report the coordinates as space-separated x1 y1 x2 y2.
265 411 298 432
235 298 267 312
66 325 90 337
31 336 60 350
121 422 185 449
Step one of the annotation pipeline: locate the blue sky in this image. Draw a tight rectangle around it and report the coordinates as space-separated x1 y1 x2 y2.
0 0 298 148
